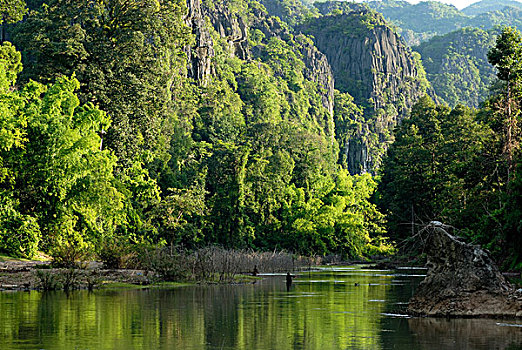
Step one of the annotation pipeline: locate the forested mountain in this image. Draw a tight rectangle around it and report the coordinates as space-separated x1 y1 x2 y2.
365 0 466 45
352 0 521 108
467 5 522 29
462 0 522 16
361 0 522 46
414 27 497 107
257 0 319 26
0 0 521 272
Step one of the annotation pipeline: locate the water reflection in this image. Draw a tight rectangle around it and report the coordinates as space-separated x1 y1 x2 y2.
0 267 519 350
408 318 522 350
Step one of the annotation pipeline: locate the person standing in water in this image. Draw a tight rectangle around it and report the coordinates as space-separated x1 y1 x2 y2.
286 272 295 291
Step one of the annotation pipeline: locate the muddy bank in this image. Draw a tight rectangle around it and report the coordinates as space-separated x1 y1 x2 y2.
407 222 522 318
0 260 150 290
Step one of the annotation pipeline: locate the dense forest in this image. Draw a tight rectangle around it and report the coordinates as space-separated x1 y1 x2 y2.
0 0 521 272
414 27 497 108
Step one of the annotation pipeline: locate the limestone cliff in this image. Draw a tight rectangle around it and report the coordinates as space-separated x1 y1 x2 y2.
249 7 335 116
205 2 249 60
299 40 335 117
300 3 427 173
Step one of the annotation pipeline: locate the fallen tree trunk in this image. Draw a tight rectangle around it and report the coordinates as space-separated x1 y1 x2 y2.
407 222 522 318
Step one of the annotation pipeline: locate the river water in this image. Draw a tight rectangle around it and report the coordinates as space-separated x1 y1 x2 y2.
0 266 521 350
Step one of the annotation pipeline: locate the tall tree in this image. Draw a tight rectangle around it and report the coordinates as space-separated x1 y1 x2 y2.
0 0 26 42
488 27 522 182
378 96 491 240
0 41 40 258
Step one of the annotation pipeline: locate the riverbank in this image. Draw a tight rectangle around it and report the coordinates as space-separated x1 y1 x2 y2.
0 257 263 291
0 258 146 291
1 254 519 292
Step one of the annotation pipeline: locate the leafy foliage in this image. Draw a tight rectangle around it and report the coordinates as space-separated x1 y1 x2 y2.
13 0 192 167
0 0 393 262
379 27 522 268
415 27 497 107
0 0 27 25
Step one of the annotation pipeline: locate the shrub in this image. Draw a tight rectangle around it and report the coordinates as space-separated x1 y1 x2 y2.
35 270 62 291
0 204 41 259
143 246 317 283
98 236 138 269
50 237 91 268
61 269 82 291
143 246 192 281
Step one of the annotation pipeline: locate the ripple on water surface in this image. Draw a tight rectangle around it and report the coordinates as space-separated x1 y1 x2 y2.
0 266 520 350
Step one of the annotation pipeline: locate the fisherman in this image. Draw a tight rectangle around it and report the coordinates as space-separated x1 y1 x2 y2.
286 272 295 291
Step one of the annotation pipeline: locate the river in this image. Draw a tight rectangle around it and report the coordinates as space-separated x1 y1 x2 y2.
0 266 520 349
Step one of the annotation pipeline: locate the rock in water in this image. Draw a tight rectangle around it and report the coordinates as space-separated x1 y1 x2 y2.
408 222 522 318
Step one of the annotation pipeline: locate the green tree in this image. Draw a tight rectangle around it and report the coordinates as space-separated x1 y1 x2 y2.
15 76 126 263
379 96 492 240
0 41 40 258
0 0 26 42
379 96 446 238
13 0 192 169
504 160 522 269
488 27 522 181
206 143 252 248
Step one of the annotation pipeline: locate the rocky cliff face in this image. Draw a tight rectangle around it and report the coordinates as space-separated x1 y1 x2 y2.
185 0 335 118
184 0 249 85
408 222 522 318
185 0 215 85
298 40 335 117
299 5 427 173
185 0 335 124
205 2 249 60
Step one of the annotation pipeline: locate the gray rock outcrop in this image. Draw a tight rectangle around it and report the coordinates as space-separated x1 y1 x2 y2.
184 0 249 85
185 0 215 85
299 40 335 118
408 222 522 318
205 2 249 60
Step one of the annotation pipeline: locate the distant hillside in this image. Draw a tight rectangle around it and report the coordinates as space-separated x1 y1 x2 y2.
467 5 522 29
462 0 522 16
258 0 319 26
414 27 497 107
355 0 522 46
365 0 469 45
